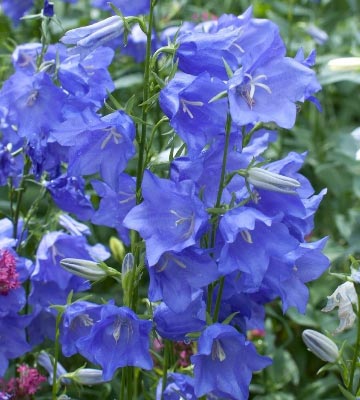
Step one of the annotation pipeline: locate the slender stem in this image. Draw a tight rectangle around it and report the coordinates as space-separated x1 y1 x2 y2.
213 278 225 322
135 0 156 203
119 368 126 400
206 113 232 320
121 3 157 399
127 367 133 400
214 113 232 212
12 184 25 240
52 311 62 400
161 340 171 399
349 285 360 393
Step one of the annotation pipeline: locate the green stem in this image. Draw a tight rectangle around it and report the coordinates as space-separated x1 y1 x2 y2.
121 3 157 398
349 285 360 393
206 113 232 320
135 0 156 203
52 311 62 400
119 368 126 400
214 113 232 212
127 367 133 399
12 184 24 240
213 278 225 322
161 340 171 399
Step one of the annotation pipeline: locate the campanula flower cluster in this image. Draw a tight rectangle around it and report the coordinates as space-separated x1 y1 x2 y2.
0 2 330 399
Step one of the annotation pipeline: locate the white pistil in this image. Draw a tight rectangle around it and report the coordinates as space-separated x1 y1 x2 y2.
100 127 122 150
237 73 272 109
27 90 39 106
169 209 195 240
241 230 253 244
211 340 226 362
180 98 204 119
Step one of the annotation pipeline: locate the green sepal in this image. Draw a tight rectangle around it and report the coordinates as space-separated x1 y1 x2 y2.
208 90 228 104
221 311 240 325
222 57 234 78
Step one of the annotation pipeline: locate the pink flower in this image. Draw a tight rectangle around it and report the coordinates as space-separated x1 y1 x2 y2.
6 364 46 398
0 249 20 295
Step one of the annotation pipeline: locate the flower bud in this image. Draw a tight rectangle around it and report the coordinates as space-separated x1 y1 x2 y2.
37 350 70 384
122 252 134 275
61 16 124 57
327 57 360 72
302 329 339 363
60 258 120 281
247 167 300 194
121 253 135 302
109 236 125 263
62 368 108 385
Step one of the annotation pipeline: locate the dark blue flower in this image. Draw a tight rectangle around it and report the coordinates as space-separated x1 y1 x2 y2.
28 231 109 345
148 248 218 312
263 237 329 313
0 144 20 186
0 71 67 139
0 314 32 376
228 54 321 129
175 10 252 80
43 0 54 17
46 175 94 221
60 300 103 357
91 0 149 15
154 290 206 341
156 372 196 400
219 208 298 290
175 7 285 81
58 47 115 107
53 111 135 184
124 170 209 266
76 304 153 380
170 128 276 208
159 72 227 152
191 324 271 399
91 173 136 245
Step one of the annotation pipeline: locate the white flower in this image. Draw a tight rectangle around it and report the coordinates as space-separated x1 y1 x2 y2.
322 281 357 334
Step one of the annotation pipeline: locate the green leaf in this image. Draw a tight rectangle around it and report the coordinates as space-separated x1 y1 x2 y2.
338 385 357 399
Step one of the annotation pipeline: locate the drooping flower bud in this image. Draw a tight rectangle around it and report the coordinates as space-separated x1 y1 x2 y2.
62 368 109 385
247 167 301 194
302 329 339 363
60 258 120 281
327 57 360 72
37 351 69 384
42 0 54 17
